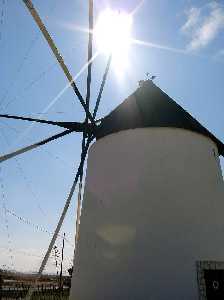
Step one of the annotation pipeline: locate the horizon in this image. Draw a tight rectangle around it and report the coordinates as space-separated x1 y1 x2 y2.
0 0 223 274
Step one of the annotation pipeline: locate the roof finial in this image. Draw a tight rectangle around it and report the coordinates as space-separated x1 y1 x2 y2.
150 75 156 81
146 72 156 81
138 80 145 87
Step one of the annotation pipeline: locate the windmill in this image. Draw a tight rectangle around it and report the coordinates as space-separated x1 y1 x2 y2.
69 80 224 300
1 1 224 300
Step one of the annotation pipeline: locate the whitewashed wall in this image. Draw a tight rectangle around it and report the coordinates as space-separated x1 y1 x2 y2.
70 128 224 300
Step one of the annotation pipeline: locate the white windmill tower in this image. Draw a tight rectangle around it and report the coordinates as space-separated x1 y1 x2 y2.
70 80 224 300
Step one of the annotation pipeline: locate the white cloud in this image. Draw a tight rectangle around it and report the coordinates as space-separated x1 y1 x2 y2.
182 2 224 51
181 7 201 33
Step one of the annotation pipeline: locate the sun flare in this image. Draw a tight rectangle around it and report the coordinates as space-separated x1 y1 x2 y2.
94 9 132 73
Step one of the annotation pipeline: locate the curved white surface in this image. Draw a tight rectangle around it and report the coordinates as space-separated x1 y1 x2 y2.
70 128 224 300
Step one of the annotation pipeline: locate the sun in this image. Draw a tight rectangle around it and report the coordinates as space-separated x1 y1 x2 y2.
94 9 132 73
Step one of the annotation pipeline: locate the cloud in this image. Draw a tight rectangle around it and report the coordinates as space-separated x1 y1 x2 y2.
181 7 201 33
181 2 224 51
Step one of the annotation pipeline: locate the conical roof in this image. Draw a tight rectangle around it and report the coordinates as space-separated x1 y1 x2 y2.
96 80 224 156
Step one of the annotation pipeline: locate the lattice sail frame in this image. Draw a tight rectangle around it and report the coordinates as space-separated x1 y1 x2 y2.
0 0 111 296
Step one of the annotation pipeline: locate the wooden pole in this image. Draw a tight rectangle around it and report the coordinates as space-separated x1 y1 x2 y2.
59 233 65 289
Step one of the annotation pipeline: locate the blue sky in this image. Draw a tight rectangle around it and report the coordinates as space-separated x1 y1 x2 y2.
0 0 223 274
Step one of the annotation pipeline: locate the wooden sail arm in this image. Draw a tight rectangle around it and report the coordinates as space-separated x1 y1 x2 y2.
25 137 93 300
22 0 96 126
93 54 112 118
0 129 73 163
0 113 95 133
86 0 93 111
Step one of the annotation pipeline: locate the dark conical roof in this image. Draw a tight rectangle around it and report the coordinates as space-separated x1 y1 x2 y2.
96 80 224 156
